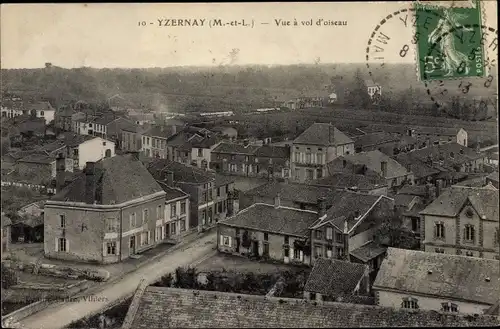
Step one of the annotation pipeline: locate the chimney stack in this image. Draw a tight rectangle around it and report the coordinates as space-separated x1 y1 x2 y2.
381 161 388 178
317 197 327 217
274 193 281 208
84 162 96 204
56 156 66 191
164 171 174 186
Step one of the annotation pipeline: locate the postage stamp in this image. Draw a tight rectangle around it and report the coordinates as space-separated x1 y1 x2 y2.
415 0 485 81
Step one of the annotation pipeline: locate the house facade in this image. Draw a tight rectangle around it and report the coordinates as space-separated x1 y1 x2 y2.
43 154 168 264
373 248 500 315
121 125 145 153
407 127 468 147
365 80 382 99
146 159 236 231
156 182 191 241
420 186 499 260
292 123 354 183
1 101 56 124
62 135 116 170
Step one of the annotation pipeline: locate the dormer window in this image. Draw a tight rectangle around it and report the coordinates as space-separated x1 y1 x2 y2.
401 297 419 309
442 302 459 313
465 208 474 218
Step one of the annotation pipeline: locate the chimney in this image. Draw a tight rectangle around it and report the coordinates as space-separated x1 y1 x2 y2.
164 171 174 186
343 217 350 261
56 156 66 191
84 162 96 204
380 161 388 178
317 197 326 217
274 193 281 208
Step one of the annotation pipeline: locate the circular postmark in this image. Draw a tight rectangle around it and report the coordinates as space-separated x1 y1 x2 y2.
422 23 498 116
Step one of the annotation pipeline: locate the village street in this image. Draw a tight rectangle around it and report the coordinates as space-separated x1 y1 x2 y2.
15 231 218 329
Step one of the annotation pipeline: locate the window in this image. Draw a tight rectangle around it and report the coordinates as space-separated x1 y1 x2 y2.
315 230 323 240
402 298 419 309
294 152 300 162
106 242 117 255
40 110 45 116
171 223 177 235
156 227 162 241
316 168 323 179
217 187 221 197
435 248 445 254
306 169 314 180
442 302 458 313
326 246 333 258
197 148 203 157
58 238 67 252
202 191 207 202
107 218 118 232
59 215 66 228
141 232 149 246
435 222 445 239
180 202 186 215
180 219 186 232
305 152 312 163
317 153 323 164
129 213 136 228
335 232 343 243
326 227 333 240
171 204 177 217
411 217 420 232
245 156 249 162
208 189 213 201
157 205 163 219
284 236 289 244
463 224 475 243
495 228 499 247
336 247 344 258
314 246 323 259
264 233 269 241
222 236 232 246
465 251 474 257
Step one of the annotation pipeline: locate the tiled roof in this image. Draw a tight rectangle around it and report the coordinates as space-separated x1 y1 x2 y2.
314 193 389 232
128 286 500 328
17 154 55 164
156 181 189 201
4 168 52 186
374 248 500 305
212 142 258 155
294 123 353 146
39 140 67 153
400 143 483 168
353 132 398 149
330 150 409 179
254 145 290 159
394 194 418 208
51 154 164 205
419 186 498 220
304 258 368 296
394 153 441 179
144 125 179 139
221 203 318 237
92 116 118 126
311 172 387 190
243 181 338 205
350 241 387 262
58 133 96 147
146 158 214 184
397 185 428 197
215 174 235 187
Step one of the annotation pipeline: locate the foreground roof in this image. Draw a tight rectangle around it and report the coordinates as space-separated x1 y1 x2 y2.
331 150 409 178
419 186 498 220
311 172 387 190
146 158 215 184
304 258 368 297
294 123 353 146
374 248 500 305
125 286 500 328
50 154 164 205
221 203 318 237
243 181 338 205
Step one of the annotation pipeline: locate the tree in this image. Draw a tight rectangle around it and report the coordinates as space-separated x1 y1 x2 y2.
345 70 372 109
374 214 419 250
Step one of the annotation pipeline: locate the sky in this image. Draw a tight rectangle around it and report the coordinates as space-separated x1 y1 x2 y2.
1 2 497 69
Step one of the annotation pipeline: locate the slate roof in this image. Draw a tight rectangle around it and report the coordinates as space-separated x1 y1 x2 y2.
143 125 179 139
373 248 500 305
397 185 428 197
212 143 259 155
146 158 215 184
293 123 353 146
304 258 368 296
221 203 318 237
254 145 290 159
313 193 389 232
50 154 164 205
350 241 387 262
58 133 96 147
243 181 338 206
401 143 484 169
311 172 387 190
215 174 235 187
394 153 441 179
92 116 118 126
17 154 55 165
353 132 398 149
394 194 418 208
330 150 409 179
419 186 498 220
127 286 500 328
38 140 67 153
156 181 189 201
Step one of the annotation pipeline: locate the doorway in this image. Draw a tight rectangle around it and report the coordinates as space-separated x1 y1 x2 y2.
252 241 259 256
129 235 136 255
235 237 240 253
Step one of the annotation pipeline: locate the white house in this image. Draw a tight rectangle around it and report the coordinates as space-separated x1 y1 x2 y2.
328 93 338 104
1 101 56 124
365 80 382 99
373 248 500 315
64 135 116 170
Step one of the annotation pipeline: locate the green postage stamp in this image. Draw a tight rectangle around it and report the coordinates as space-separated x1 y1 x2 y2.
415 0 485 81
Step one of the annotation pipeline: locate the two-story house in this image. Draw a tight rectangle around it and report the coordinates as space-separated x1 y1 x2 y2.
141 125 179 159
292 123 354 183
57 133 115 170
43 154 167 264
211 142 260 176
121 124 146 153
327 150 414 189
145 159 235 231
420 186 499 260
155 181 190 241
1 101 56 124
365 80 382 99
373 248 499 315
309 191 394 281
166 128 219 168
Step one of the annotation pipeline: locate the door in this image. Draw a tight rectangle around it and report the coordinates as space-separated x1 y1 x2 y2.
235 237 240 253
252 241 259 256
130 236 136 255
166 223 170 238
